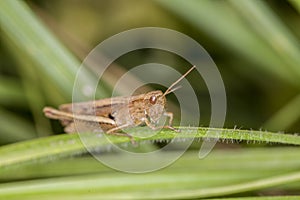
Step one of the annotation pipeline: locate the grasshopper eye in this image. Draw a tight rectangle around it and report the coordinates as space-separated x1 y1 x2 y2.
149 96 157 104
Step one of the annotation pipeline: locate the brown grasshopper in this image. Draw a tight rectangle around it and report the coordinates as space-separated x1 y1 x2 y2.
43 66 195 141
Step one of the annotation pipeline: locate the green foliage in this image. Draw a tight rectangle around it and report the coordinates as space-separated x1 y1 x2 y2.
0 0 300 199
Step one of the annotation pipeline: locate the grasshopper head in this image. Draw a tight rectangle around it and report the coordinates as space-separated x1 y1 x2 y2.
142 66 196 124
144 90 166 124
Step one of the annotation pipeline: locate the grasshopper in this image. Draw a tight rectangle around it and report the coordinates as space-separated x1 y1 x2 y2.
43 66 195 142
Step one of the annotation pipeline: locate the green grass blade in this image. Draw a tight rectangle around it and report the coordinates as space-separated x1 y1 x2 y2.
0 0 108 101
156 0 300 86
264 94 300 130
229 0 300 79
4 39 53 137
2 146 300 181
0 127 300 169
211 197 300 200
0 78 26 107
0 157 299 199
1 147 300 199
289 0 300 13
0 108 36 143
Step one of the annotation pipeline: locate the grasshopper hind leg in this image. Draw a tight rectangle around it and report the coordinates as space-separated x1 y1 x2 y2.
106 124 136 145
65 121 136 144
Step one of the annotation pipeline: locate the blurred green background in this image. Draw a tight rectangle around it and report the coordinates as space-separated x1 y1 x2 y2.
1 0 300 145
1 0 300 198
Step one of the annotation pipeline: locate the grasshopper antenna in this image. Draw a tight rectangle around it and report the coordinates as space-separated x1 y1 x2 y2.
163 65 196 96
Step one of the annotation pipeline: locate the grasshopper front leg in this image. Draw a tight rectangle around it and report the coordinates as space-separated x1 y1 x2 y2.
106 124 136 144
145 112 179 132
